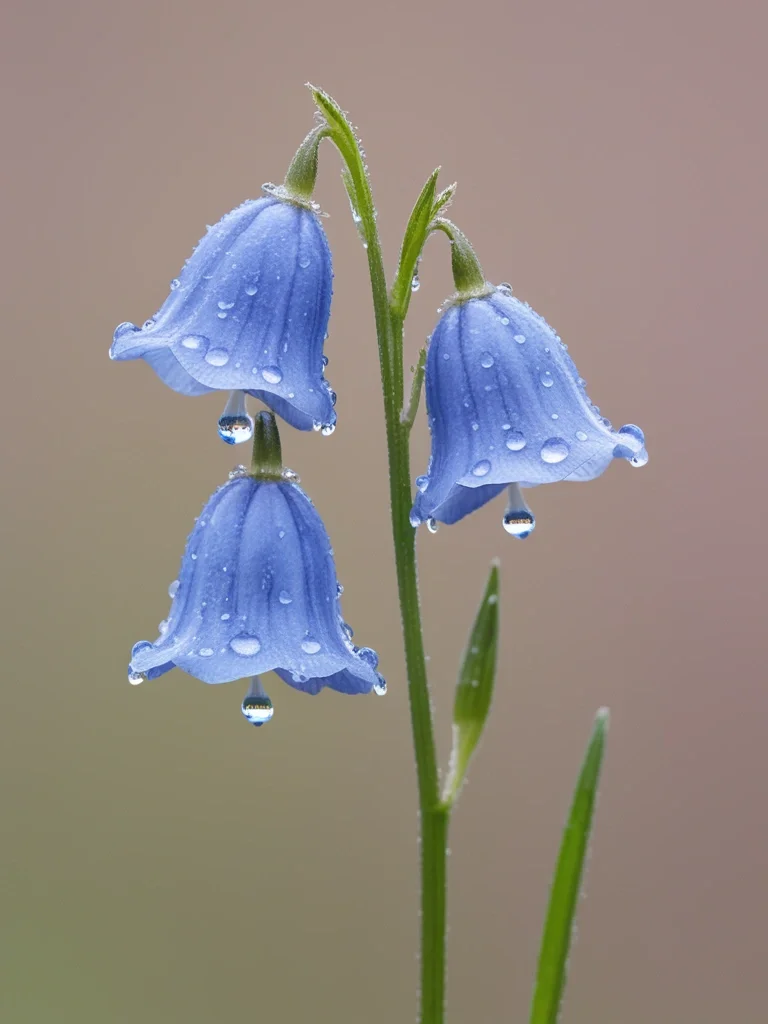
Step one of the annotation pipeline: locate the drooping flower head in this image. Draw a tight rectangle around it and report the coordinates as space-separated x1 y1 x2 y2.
110 191 337 437
411 283 647 534
128 413 384 721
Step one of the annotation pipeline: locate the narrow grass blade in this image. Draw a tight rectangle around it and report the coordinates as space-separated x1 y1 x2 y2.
529 708 610 1024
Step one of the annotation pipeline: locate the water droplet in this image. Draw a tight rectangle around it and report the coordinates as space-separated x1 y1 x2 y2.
299 255 311 269
617 423 645 449
321 422 336 436
442 352 450 361
245 282 259 296
230 635 262 656
427 518 439 533
373 677 387 696
218 300 234 310
540 438 570 464
218 414 254 444
282 468 300 482
503 509 535 538
415 475 429 493
336 582 344 597
170 278 181 290
229 464 248 479
551 413 559 420
499 316 510 326
481 353 494 368
205 348 230 367
199 648 214 658
181 335 206 350
471 422 480 431
143 318 156 330
261 366 283 385
278 590 292 605
168 579 179 598
221 613 231 621
113 322 140 341
505 431 526 451
471 460 491 477
540 371 554 387
498 282 513 294
158 618 169 635
411 275 420 292
217 311 228 319
514 334 526 344
409 511 421 528
576 430 588 441
128 670 146 686
630 450 649 468
301 638 321 654
242 678 273 726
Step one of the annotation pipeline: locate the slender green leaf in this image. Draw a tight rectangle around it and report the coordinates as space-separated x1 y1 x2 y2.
391 168 440 319
441 562 500 808
529 708 610 1024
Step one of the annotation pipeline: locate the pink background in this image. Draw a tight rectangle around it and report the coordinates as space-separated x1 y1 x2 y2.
1 1 766 1021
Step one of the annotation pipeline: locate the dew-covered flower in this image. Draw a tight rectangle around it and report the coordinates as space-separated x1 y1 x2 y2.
110 194 337 436
127 467 385 718
410 285 647 534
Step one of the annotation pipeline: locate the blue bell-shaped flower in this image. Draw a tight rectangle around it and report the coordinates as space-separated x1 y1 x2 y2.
411 284 648 533
127 415 384 715
110 192 336 435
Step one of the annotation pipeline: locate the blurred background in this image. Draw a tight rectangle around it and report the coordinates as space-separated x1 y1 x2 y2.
1 1 766 1021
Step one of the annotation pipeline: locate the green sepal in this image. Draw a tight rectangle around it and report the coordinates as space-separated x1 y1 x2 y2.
431 182 457 219
432 218 491 301
282 124 328 203
528 708 610 1024
441 562 500 808
250 411 283 480
390 168 440 320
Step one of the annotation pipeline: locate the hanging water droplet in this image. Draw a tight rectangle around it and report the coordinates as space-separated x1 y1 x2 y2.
278 590 292 605
411 274 420 292
576 430 588 441
336 582 344 597
218 391 253 445
427 518 439 533
128 669 146 686
168 579 180 598
409 510 421 528
205 348 230 367
261 366 283 384
158 618 169 635
170 278 181 290
373 675 387 696
143 318 156 330
505 431 526 451
321 422 336 436
514 334 526 344
230 634 262 656
242 677 274 726
312 420 322 432
301 638 321 654
471 460 491 477
540 371 554 388
282 468 300 482
481 353 494 368
415 475 429 493
502 483 535 538
630 449 648 467
540 438 570 464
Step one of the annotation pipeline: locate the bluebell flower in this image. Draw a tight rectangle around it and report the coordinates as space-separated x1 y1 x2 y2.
110 193 337 436
410 285 647 534
127 469 385 719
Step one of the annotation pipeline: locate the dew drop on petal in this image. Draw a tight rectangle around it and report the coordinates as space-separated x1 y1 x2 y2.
205 348 230 367
128 670 146 686
218 414 254 445
540 371 554 387
471 460 491 477
198 648 214 658
299 255 311 269
373 675 387 696
170 278 181 290
505 432 526 451
229 464 248 479
168 579 180 598
576 430 588 441
245 283 259 296
426 518 439 533
481 353 494 368
181 335 207 351
514 334 526 344
278 590 292 605
230 635 262 656
415 475 429 493
630 449 649 467
499 316 510 325
321 422 336 436
301 639 321 654
540 438 570 464
261 366 283 384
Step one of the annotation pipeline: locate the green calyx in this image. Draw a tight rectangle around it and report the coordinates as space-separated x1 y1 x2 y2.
279 124 330 206
432 218 493 302
250 411 284 480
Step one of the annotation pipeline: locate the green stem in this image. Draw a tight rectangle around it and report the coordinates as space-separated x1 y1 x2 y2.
310 87 446 1024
